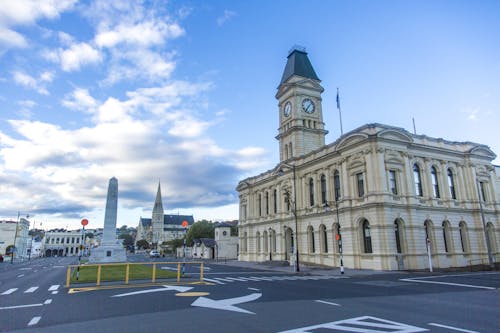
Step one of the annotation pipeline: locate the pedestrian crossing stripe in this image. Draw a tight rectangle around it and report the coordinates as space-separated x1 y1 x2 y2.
203 275 348 284
1 285 60 295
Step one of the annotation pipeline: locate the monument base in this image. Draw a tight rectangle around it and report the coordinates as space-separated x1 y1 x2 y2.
89 245 127 263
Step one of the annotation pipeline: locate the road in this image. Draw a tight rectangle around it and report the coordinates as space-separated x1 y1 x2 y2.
0 256 498 333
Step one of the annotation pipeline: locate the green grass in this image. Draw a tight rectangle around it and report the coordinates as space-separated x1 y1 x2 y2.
70 263 179 284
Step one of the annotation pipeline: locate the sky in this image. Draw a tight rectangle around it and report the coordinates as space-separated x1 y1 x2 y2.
0 0 499 230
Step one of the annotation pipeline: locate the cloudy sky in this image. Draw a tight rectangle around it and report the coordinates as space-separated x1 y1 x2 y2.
1 1 499 230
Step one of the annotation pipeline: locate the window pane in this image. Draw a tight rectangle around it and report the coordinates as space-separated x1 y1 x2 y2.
357 173 364 197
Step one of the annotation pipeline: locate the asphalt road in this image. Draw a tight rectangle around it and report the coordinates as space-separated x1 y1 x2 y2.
1 256 498 333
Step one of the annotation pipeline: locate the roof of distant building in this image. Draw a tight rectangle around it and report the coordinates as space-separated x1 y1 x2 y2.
163 215 194 226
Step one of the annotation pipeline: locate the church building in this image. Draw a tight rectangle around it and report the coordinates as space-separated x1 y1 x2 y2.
236 47 499 270
136 182 194 249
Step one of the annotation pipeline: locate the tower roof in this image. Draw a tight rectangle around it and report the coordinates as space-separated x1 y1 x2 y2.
153 181 163 212
280 46 320 84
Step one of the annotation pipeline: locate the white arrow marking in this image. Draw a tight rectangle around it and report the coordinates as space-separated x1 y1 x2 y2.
112 285 193 297
191 293 261 314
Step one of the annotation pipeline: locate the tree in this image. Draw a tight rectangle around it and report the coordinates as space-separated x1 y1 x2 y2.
119 234 134 247
136 239 150 250
186 220 215 246
164 239 184 253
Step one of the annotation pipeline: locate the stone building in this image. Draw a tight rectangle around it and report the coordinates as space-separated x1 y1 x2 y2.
0 217 30 258
43 229 86 257
237 47 499 271
136 182 194 248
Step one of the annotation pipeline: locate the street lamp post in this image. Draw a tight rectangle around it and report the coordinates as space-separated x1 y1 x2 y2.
279 163 299 272
325 200 344 274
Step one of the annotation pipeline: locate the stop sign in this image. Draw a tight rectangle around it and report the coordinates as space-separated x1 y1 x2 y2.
81 219 89 226
182 220 188 228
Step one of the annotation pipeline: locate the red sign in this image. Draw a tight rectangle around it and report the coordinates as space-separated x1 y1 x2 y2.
335 234 341 241
182 220 189 228
81 219 89 226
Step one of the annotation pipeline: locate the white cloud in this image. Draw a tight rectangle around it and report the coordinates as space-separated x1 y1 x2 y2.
46 41 102 72
12 70 50 95
217 10 237 26
62 88 98 113
18 100 37 108
0 0 77 50
95 20 184 48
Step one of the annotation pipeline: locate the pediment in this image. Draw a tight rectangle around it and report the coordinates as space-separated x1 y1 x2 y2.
337 133 369 150
469 145 496 160
378 129 413 143
385 150 404 165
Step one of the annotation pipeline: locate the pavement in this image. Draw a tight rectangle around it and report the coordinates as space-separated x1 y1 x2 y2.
211 259 399 277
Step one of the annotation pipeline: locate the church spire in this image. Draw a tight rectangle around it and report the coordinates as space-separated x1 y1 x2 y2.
153 181 164 213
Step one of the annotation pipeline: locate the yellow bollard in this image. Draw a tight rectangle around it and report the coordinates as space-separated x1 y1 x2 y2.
125 263 130 285
97 265 102 286
200 262 204 282
152 263 156 283
66 266 71 288
177 262 181 282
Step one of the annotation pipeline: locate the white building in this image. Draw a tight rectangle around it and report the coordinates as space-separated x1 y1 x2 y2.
214 222 238 260
43 229 87 257
0 217 30 259
237 47 499 271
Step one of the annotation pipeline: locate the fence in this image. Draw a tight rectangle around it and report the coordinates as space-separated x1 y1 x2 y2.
65 261 205 288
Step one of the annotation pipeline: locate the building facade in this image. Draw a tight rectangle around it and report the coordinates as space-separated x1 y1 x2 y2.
43 229 86 257
136 182 194 248
0 218 30 258
237 47 499 270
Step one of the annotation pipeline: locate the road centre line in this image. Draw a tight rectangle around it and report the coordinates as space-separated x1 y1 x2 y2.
248 287 260 291
399 278 496 290
27 316 41 326
0 303 43 310
429 323 479 333
315 300 341 306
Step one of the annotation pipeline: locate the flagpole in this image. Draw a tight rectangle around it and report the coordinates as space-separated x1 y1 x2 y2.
336 87 344 135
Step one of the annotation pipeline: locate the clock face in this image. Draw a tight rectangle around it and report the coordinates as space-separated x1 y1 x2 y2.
302 98 315 114
283 101 292 117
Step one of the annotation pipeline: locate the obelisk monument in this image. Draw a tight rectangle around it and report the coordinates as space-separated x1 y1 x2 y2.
89 177 127 263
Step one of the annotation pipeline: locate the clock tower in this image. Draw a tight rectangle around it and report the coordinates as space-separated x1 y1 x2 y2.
276 46 328 162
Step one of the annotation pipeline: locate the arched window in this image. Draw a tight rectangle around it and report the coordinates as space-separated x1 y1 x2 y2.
394 220 403 254
273 189 277 213
258 194 262 217
334 170 341 201
356 173 365 197
256 231 261 253
424 220 435 253
362 220 372 253
459 221 469 253
308 226 315 253
486 222 498 253
309 178 315 206
265 192 269 215
320 174 327 205
271 229 277 253
413 164 423 196
442 221 452 253
320 224 328 253
431 166 440 198
447 169 456 199
263 230 268 254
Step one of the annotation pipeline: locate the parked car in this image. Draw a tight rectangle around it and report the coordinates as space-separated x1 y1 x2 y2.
149 250 160 258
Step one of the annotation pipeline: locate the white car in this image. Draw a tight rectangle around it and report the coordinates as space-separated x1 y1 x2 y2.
149 250 160 258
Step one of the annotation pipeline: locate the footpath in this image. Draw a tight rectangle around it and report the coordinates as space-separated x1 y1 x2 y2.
211 259 399 277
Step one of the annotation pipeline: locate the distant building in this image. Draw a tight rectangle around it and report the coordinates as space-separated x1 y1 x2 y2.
214 222 238 260
43 229 87 257
136 182 194 248
237 47 499 271
0 218 30 258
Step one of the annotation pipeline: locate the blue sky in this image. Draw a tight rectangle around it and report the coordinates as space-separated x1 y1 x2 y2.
1 1 499 230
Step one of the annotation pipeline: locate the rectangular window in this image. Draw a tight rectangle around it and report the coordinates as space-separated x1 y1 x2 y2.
334 173 341 201
479 182 487 202
389 170 398 195
356 173 365 197
273 190 277 214
258 194 262 217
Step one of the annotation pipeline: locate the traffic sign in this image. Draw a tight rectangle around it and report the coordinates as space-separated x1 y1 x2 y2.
81 219 89 226
182 220 188 228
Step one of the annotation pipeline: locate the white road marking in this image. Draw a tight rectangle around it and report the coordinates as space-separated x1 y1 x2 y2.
27 316 41 326
203 278 225 284
400 278 496 290
224 277 250 282
429 323 479 333
24 286 39 293
279 315 426 333
315 300 341 306
248 287 260 291
19 268 33 270
48 285 60 291
0 303 43 310
17 274 24 278
191 293 261 314
52 291 59 294
1 288 18 295
44 299 52 304
212 277 236 282
112 285 193 297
